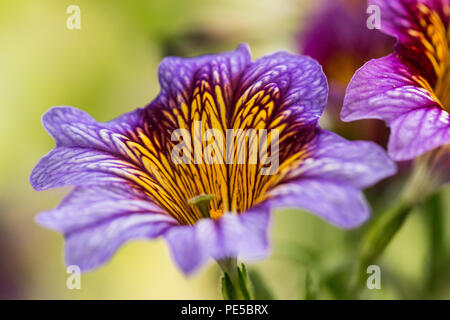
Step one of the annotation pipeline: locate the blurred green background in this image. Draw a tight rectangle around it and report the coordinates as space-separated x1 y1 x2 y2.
0 0 448 299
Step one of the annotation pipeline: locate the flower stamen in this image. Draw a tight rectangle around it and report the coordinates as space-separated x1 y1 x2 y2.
188 194 216 219
209 209 224 220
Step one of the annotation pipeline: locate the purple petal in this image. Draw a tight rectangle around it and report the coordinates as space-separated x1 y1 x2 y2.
266 130 396 228
42 106 145 151
30 147 134 191
389 107 450 160
342 1 450 161
227 51 328 178
151 45 327 133
164 207 271 275
239 51 328 125
63 213 174 271
36 184 178 271
342 53 450 160
342 54 441 124
139 46 329 217
268 179 369 228
297 130 397 188
156 43 251 110
163 225 207 275
370 0 449 44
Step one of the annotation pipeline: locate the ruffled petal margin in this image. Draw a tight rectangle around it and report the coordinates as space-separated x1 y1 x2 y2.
342 54 450 160
36 184 178 271
164 206 271 274
267 130 397 228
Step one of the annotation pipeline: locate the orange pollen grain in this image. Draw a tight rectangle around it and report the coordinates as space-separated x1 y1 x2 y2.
209 209 224 220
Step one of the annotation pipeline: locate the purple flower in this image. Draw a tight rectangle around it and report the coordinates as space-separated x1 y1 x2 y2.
30 44 396 274
301 0 394 96
300 0 395 144
342 0 450 162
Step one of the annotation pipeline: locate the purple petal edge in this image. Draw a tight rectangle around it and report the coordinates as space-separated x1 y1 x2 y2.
164 207 271 275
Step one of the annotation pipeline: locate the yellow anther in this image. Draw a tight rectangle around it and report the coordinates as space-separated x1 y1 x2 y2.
209 209 224 220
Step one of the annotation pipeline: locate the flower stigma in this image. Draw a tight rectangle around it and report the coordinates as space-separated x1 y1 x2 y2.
188 194 221 220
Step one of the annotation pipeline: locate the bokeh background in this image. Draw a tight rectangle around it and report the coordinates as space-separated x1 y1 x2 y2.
0 0 449 299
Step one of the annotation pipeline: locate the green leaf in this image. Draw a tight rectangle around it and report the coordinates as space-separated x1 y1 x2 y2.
237 264 252 300
304 270 317 300
218 259 253 300
220 272 237 300
248 269 274 300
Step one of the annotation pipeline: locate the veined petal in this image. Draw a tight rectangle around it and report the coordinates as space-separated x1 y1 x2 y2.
266 130 396 228
156 43 252 111
370 0 449 45
32 47 328 226
342 54 443 123
342 0 450 160
127 47 328 222
268 179 369 228
155 44 327 127
389 107 450 159
64 214 174 272
236 52 328 126
30 147 137 191
36 184 178 271
42 106 146 151
370 0 449 87
164 206 270 274
289 130 397 188
226 52 328 214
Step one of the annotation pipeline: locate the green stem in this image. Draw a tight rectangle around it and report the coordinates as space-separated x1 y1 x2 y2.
360 202 413 266
350 153 443 298
423 192 445 296
218 258 253 300
351 201 414 296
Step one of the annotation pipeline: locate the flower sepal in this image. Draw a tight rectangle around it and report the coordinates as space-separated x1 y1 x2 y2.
219 258 253 300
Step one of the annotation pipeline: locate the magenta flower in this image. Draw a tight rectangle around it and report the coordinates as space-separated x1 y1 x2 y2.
30 44 395 275
342 0 450 162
